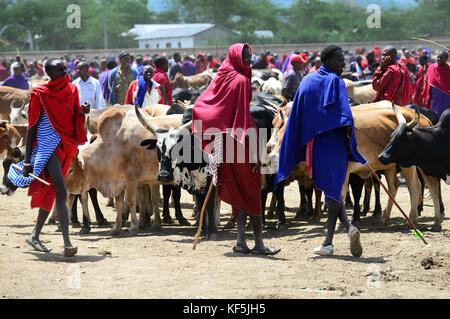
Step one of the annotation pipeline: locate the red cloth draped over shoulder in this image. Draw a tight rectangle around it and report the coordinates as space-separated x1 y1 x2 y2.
27 75 87 211
413 64 429 108
372 63 413 106
192 43 261 216
423 63 450 109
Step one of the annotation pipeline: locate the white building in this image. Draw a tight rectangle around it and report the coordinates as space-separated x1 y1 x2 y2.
126 24 237 49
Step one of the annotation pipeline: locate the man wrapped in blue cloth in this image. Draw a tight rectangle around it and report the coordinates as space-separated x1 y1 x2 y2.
275 45 366 257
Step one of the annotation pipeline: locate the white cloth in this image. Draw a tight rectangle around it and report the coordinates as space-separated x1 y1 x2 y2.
72 76 105 110
133 79 162 108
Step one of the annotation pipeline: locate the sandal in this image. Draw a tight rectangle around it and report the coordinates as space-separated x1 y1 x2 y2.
26 238 52 253
251 246 281 256
232 244 251 254
64 246 78 257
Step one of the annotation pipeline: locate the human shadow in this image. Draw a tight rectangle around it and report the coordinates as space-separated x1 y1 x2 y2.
23 251 108 263
308 254 388 264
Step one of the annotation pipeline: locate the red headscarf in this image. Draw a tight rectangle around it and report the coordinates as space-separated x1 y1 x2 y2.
29 75 87 146
193 43 255 154
423 62 450 108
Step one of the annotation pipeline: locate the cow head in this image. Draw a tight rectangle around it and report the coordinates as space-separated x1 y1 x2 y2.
378 103 420 166
9 101 28 125
135 106 193 183
0 138 25 196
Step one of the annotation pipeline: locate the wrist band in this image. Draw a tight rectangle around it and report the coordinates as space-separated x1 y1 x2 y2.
23 162 31 167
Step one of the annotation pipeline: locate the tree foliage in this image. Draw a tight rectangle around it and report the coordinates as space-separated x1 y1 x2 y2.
0 0 448 51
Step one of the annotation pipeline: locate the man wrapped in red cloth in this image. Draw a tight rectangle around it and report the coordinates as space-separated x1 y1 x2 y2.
423 51 450 117
23 59 88 257
372 46 413 106
413 54 431 108
192 43 280 255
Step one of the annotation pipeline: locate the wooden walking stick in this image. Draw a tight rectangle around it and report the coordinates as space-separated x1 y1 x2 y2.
193 179 214 250
11 163 51 186
412 37 450 52
366 164 428 246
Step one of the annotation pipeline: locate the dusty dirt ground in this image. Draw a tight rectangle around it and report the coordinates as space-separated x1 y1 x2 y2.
1 167 449 299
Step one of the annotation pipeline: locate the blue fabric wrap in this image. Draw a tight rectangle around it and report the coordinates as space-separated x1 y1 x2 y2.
8 112 61 188
275 65 367 203
134 76 152 107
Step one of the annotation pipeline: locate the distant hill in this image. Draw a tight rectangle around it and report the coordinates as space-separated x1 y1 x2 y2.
148 0 418 12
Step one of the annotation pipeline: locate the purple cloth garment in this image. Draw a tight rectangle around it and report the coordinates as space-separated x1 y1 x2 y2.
99 70 110 102
1 73 29 90
431 86 450 118
181 61 197 76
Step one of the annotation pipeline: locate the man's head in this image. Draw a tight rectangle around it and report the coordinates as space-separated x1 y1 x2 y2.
118 51 131 69
142 65 154 83
207 54 213 62
11 62 24 77
314 56 322 68
76 61 90 80
404 50 411 58
321 45 346 76
136 55 143 65
154 56 169 72
242 45 252 66
290 54 306 71
382 46 397 66
106 59 117 70
44 59 68 81
173 52 181 62
437 50 448 67
419 54 429 67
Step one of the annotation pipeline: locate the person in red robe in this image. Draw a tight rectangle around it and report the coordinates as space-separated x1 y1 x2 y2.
372 46 413 106
23 59 89 257
124 65 164 107
152 56 172 106
206 54 218 70
195 52 207 74
192 43 280 255
423 50 450 117
413 54 430 108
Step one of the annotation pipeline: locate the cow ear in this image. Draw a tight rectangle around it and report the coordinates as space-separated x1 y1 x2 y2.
140 139 157 150
12 147 21 159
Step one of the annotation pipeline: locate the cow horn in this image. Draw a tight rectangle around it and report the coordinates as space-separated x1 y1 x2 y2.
279 109 286 123
135 105 158 135
10 100 15 109
16 137 24 148
392 102 406 125
177 100 188 110
263 99 279 110
20 101 26 110
179 120 192 132
407 104 420 129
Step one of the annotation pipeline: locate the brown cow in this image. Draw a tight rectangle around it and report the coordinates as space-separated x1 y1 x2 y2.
64 109 183 235
343 79 376 105
0 86 31 122
0 121 25 159
170 70 212 90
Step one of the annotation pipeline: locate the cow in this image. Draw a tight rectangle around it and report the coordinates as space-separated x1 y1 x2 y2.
0 86 31 122
64 109 185 236
343 79 376 105
378 105 449 223
172 88 204 105
9 101 28 125
135 106 219 239
170 71 213 90
0 121 23 159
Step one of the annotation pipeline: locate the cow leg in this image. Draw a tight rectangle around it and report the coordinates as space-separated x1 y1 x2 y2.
80 192 91 235
417 169 425 217
106 197 115 207
381 168 400 223
401 167 421 224
373 177 382 217
296 182 308 218
311 186 322 222
71 195 81 227
362 178 372 216
305 184 314 216
438 181 445 217
137 185 150 230
125 186 139 237
275 185 286 229
150 184 161 231
173 186 190 226
349 174 364 225
162 185 174 224
192 195 199 218
66 195 76 227
88 188 107 225
418 171 442 232
345 190 353 209
110 193 125 236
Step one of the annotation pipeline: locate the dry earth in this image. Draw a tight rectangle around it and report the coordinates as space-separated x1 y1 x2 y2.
1 167 449 299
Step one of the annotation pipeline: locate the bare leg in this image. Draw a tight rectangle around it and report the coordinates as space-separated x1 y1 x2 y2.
46 151 76 256
26 208 52 252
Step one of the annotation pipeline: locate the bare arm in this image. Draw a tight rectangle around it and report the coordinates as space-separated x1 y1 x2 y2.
22 124 37 177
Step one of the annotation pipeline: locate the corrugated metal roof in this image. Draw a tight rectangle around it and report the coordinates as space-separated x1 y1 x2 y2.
128 24 218 40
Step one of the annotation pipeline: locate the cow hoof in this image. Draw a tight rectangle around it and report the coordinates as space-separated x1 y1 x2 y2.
48 218 57 224
150 223 162 232
310 214 321 223
97 219 109 227
163 217 174 224
128 228 139 237
71 222 82 229
109 227 121 236
80 227 91 235
276 222 287 230
431 224 442 232
266 211 275 220
178 218 191 226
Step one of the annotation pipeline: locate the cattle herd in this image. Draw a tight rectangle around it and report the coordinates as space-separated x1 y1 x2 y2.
0 58 449 250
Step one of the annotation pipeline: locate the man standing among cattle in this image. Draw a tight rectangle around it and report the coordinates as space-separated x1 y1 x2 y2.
152 56 172 106
124 65 164 107
372 46 413 106
192 43 280 255
73 61 105 110
423 50 450 117
275 45 365 257
107 51 139 105
5 59 89 257
282 54 307 101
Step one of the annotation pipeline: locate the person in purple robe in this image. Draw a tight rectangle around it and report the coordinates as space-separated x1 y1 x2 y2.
1 62 29 90
180 56 197 76
99 59 117 104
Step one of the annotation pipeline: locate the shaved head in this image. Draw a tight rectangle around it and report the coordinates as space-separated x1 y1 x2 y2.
383 46 397 58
